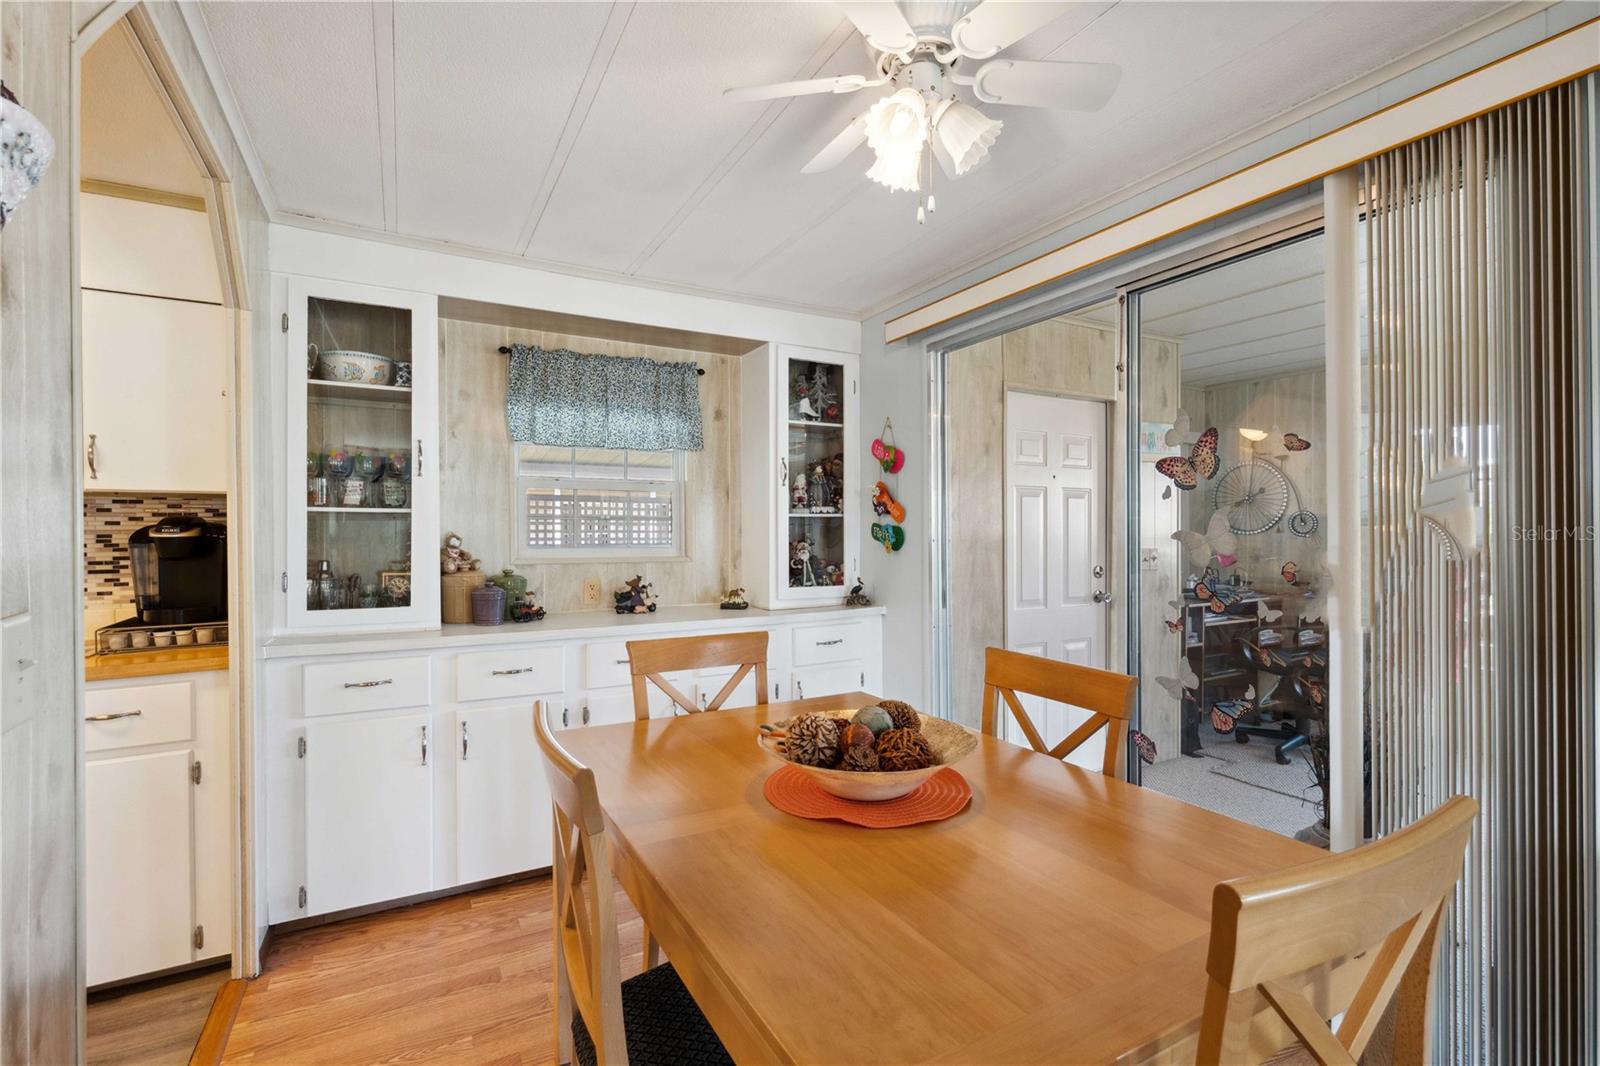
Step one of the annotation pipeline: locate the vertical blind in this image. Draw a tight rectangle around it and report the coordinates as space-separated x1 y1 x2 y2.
1364 77 1594 1064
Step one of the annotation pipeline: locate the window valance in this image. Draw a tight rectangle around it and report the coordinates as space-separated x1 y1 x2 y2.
505 344 704 452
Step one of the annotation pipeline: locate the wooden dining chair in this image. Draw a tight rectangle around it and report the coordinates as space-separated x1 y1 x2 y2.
625 631 768 721
1196 795 1478 1066
980 646 1139 778
533 701 733 1066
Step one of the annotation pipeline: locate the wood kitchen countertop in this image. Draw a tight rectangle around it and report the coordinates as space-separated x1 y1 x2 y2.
85 645 229 682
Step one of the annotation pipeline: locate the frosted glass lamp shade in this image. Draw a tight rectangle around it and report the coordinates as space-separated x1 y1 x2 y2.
866 145 922 192
933 98 1001 176
864 87 930 155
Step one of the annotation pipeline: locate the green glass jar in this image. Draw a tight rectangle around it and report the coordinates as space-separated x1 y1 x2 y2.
485 568 526 621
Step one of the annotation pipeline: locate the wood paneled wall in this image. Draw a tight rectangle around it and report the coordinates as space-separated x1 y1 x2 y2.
946 314 1178 730
1 3 81 1061
438 319 741 614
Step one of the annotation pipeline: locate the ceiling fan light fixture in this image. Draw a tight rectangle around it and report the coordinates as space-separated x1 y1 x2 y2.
932 98 1001 176
865 144 923 192
863 87 930 156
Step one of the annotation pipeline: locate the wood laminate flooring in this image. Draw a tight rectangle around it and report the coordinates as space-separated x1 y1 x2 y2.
222 877 641 1065
87 965 230 1066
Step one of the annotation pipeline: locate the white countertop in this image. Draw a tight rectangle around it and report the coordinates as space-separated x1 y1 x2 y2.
262 602 885 659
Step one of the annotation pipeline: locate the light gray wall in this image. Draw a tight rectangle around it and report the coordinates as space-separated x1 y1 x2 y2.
1 3 82 1060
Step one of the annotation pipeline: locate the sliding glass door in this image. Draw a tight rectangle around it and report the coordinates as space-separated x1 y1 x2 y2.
1124 233 1333 841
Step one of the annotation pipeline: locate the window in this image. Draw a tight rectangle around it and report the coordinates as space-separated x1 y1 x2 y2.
514 445 684 558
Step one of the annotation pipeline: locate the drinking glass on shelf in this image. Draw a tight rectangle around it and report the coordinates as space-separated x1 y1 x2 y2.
307 451 321 476
385 450 411 481
308 476 330 507
340 477 367 507
381 475 408 508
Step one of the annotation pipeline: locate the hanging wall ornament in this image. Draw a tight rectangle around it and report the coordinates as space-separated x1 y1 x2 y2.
872 417 906 473
0 84 56 229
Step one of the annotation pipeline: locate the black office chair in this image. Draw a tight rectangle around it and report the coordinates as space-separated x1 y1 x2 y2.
1231 624 1320 765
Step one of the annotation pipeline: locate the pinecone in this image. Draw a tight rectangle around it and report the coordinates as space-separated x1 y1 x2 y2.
841 745 880 772
785 714 842 767
876 727 935 771
878 700 921 732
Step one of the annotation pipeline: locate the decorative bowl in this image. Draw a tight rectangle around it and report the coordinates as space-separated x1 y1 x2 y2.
759 711 977 801
317 349 393 385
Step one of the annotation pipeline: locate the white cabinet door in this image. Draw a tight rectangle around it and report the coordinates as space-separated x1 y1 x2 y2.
455 704 551 883
790 662 867 703
86 750 195 986
80 194 222 302
697 666 760 711
305 713 433 916
82 289 228 492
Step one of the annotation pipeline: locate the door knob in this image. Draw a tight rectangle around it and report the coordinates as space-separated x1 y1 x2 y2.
1093 590 1114 604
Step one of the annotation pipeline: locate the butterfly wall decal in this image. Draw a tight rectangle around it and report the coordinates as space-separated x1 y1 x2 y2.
1163 409 1193 448
1210 706 1238 734
1164 599 1187 633
1154 427 1219 490
1283 432 1313 452
1172 512 1237 568
1131 730 1158 765
1155 669 1200 704
1257 601 1284 624
1193 578 1245 614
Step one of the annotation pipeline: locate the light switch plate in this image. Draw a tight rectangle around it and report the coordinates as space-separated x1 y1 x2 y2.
581 579 602 607
1140 548 1159 571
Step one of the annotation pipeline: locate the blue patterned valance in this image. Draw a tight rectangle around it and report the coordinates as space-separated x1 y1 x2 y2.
505 344 704 452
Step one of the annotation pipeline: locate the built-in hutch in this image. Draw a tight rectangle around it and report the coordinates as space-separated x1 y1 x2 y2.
264 267 877 926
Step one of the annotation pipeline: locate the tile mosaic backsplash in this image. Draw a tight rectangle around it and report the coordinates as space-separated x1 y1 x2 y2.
85 492 227 613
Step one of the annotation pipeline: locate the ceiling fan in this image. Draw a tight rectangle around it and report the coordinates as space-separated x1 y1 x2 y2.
724 1 1122 222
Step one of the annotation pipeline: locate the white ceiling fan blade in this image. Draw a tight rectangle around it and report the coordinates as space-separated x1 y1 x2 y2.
724 74 870 102
801 115 869 173
968 59 1122 111
949 1 1073 59
837 2 919 54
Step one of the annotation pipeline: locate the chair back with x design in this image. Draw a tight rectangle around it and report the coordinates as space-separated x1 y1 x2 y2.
1197 795 1477 1065
626 631 769 721
980 646 1138 778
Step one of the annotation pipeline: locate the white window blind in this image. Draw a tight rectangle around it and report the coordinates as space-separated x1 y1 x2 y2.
515 446 683 557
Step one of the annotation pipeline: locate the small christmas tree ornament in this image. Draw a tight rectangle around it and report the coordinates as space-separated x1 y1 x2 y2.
785 714 843 768
876 728 936 771
878 700 921 732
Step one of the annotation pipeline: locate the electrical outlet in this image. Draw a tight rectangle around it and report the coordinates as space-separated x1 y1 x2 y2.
1141 548 1160 571
581 579 602 607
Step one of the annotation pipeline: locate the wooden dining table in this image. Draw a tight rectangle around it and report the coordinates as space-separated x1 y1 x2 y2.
556 693 1328 1065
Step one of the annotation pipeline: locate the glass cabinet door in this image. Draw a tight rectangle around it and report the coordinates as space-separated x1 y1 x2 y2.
286 277 438 631
780 346 857 603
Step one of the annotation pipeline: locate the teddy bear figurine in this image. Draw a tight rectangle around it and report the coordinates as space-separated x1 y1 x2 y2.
440 531 482 574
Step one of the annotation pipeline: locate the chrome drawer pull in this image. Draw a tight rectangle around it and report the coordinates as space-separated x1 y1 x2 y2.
491 667 534 676
614 658 630 665
343 679 393 689
85 709 142 722
817 638 844 647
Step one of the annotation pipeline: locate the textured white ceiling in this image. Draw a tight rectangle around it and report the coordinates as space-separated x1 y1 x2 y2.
82 21 209 198
194 1 1512 317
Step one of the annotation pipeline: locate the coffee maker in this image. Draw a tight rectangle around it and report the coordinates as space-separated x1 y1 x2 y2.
129 514 227 625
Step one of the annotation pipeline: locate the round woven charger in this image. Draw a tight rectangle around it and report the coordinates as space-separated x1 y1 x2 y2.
763 764 972 828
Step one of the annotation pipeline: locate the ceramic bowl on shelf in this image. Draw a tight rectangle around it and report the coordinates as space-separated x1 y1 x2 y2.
316 349 394 385
758 712 976 802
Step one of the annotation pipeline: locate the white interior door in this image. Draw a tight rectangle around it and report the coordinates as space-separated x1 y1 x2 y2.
1004 391 1109 769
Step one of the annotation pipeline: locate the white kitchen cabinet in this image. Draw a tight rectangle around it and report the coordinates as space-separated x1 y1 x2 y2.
741 344 861 609
304 712 433 916
791 662 869 703
81 288 229 493
80 194 222 302
284 275 439 633
455 704 550 883
85 749 196 986
697 664 760 710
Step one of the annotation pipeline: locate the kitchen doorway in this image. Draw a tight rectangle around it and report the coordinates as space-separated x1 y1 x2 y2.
75 6 254 1060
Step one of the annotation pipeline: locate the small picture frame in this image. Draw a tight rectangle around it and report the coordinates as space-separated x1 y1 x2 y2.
379 571 411 608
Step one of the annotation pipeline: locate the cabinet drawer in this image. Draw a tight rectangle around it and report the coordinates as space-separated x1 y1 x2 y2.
583 641 637 689
85 681 193 752
303 657 432 717
455 647 564 703
791 622 868 666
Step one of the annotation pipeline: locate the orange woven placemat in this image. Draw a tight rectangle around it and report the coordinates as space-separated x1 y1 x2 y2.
763 764 972 828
